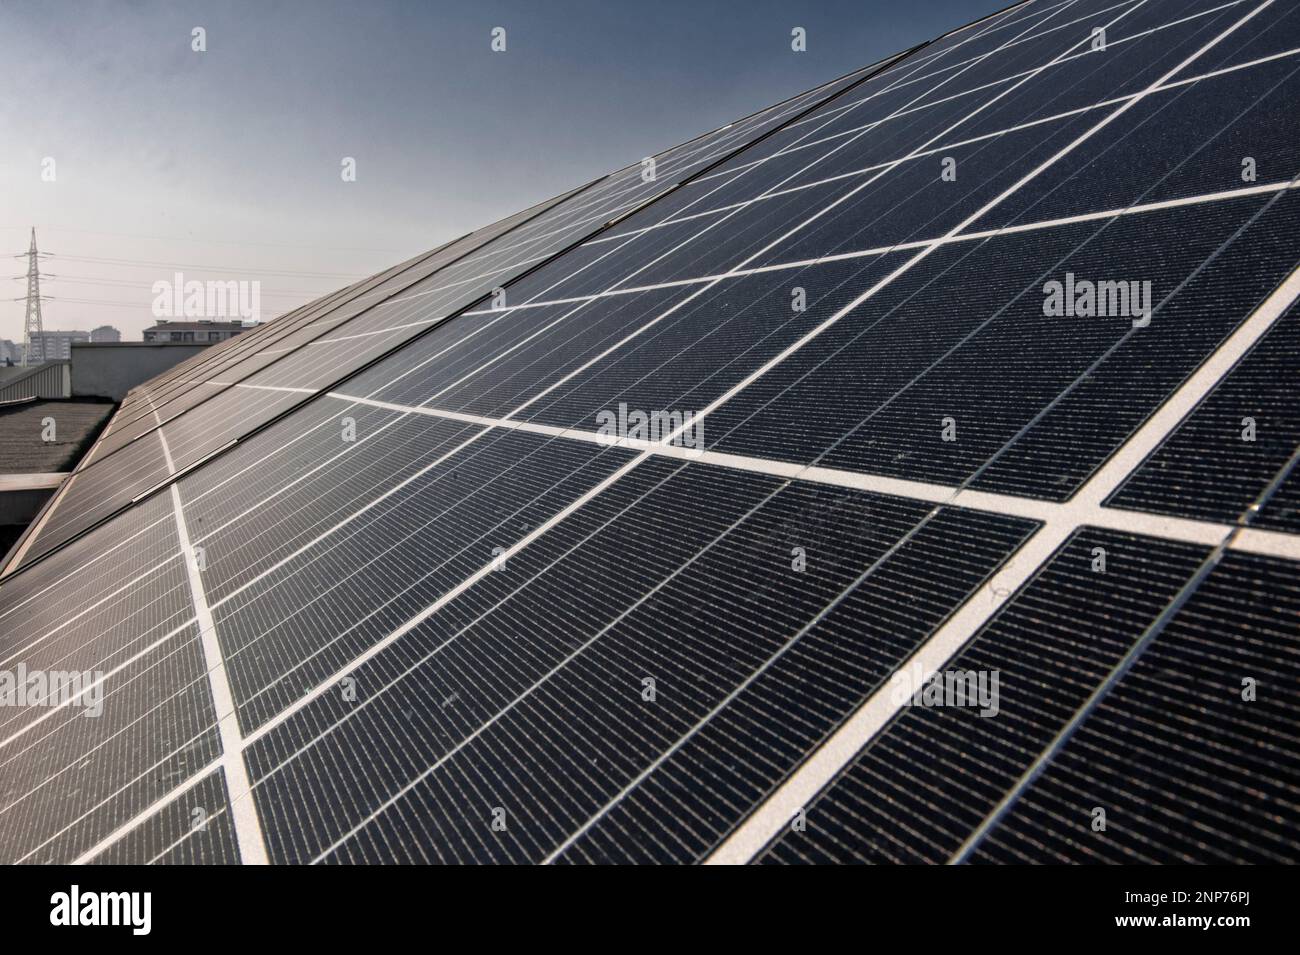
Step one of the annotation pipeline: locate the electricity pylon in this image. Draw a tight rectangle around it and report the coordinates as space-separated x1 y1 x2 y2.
20 228 46 366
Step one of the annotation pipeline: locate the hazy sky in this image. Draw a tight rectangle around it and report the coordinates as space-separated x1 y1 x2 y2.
1 0 996 341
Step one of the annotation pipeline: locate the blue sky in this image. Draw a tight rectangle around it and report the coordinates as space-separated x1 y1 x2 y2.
1 0 999 340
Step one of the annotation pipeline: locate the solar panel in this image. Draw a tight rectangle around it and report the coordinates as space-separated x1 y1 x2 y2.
755 527 1213 864
1106 298 1300 527
1 0 1297 868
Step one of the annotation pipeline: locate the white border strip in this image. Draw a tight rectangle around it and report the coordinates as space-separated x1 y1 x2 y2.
167 482 269 866
325 394 1300 561
153 398 268 865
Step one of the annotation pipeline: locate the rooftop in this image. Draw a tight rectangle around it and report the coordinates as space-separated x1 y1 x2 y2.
0 399 114 474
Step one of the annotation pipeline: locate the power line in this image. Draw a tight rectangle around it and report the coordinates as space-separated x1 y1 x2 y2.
47 253 366 279
17 274 326 298
0 223 410 256
37 297 313 313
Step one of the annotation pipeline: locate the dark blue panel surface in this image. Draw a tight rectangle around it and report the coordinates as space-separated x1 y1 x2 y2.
759 528 1209 864
1107 299 1300 528
971 550 1300 864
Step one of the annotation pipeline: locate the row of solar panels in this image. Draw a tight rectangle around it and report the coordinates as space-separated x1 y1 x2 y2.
0 0 1296 864
5 53 890 570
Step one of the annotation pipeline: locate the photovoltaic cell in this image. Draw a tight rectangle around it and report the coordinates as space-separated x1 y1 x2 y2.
90 770 240 865
757 528 1212 864
1106 299 1300 529
970 550 1300 864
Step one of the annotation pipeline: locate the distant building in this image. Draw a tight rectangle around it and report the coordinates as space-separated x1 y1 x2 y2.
143 319 252 343
89 325 121 343
0 339 20 365
26 329 89 362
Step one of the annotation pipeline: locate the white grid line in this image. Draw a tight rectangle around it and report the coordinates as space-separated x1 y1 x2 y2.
321 392 1300 562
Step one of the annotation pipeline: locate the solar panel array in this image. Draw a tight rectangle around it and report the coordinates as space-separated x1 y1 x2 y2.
1 0 1297 865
